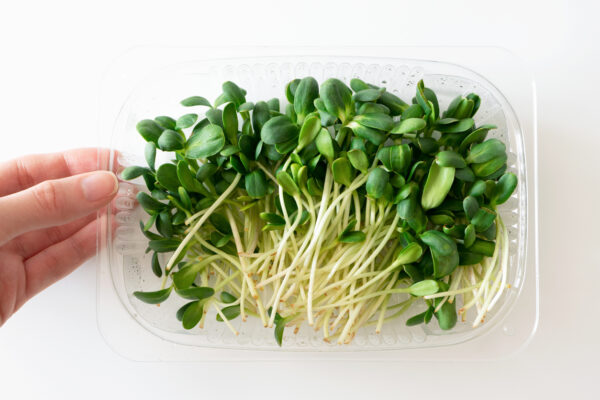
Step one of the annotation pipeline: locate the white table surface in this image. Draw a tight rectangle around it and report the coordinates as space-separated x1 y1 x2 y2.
1 1 598 398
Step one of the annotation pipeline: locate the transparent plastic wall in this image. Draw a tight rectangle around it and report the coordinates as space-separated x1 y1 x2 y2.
97 47 537 361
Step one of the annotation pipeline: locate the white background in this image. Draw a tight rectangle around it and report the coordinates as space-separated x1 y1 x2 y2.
0 0 598 399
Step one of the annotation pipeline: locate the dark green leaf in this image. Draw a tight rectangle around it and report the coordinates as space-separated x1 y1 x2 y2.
156 163 180 192
471 207 496 232
158 129 185 151
252 101 271 134
176 286 214 300
420 230 459 278
176 114 198 130
294 77 319 120
459 125 496 153
390 118 426 134
436 118 474 133
222 102 239 145
145 142 156 170
182 300 204 330
421 163 455 210
210 213 232 235
353 113 393 131
181 96 211 107
332 157 353 186
338 231 366 243
136 191 165 212
464 224 476 248
186 124 226 159
155 116 176 130
366 167 388 199
463 196 479 220
148 238 181 253
245 170 267 199
353 88 385 102
136 119 164 144
493 172 518 205
397 196 427 233
320 78 354 123
216 305 241 321
466 139 506 164
133 287 172 304
297 115 321 151
121 166 149 180
436 151 467 168
222 81 246 106
435 299 457 330
260 115 299 145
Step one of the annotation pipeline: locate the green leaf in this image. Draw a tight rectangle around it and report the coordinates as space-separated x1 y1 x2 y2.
406 311 427 326
182 300 204 330
436 151 467 168
493 172 518 205
220 144 240 157
395 242 423 265
468 239 496 256
297 115 321 151
390 118 426 134
320 78 354 123
145 142 156 170
151 252 162 277
285 79 301 103
238 102 254 112
463 196 479 220
136 192 164 212
377 144 412 175
415 80 431 115
148 238 181 253
205 108 224 128
294 76 319 121
397 196 427 233
471 207 496 232
466 139 506 164
252 101 271 134
366 167 389 199
453 99 475 119
408 279 439 296
259 212 286 226
436 118 474 133
220 292 237 304
347 121 387 145
276 171 300 196
472 155 507 177
156 163 180 192
176 114 198 130
275 137 298 154
421 163 455 210
156 210 173 237
222 102 239 145
133 287 172 304
358 102 390 115
315 128 335 164
332 158 353 186
136 119 164 144
400 104 424 120
176 302 194 321
158 129 185 151
420 230 459 278
459 125 496 153
155 116 176 130
210 213 232 235
216 305 241 321
121 166 149 180
338 231 366 243
186 124 226 159
353 88 385 102
260 115 299 145
347 149 369 174
353 113 394 131
181 96 211 107
435 299 457 330
245 170 267 199
464 224 476 248
222 81 246 106
176 286 215 300
267 98 280 112
378 90 408 116
455 167 475 182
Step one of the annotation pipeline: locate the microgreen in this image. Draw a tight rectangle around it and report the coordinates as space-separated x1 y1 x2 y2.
125 76 517 345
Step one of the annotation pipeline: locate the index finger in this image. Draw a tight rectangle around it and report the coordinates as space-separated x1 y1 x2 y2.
0 148 120 197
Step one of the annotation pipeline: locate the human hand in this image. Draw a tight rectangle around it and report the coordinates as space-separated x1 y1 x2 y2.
0 149 119 326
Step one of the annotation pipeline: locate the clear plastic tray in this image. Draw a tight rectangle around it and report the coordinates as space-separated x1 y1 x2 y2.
97 47 538 361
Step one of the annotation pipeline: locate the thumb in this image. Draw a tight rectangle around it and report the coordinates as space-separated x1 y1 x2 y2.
0 171 118 245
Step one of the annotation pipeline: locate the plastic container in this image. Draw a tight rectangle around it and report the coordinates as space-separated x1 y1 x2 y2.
97 47 538 361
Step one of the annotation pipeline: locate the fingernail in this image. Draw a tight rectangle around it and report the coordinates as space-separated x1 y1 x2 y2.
81 172 118 202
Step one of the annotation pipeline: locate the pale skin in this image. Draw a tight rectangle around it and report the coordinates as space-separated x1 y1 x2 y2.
0 149 119 326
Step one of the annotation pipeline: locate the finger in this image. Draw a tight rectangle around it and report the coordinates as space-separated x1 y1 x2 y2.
3 213 97 258
0 148 120 197
0 171 118 245
23 220 98 300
